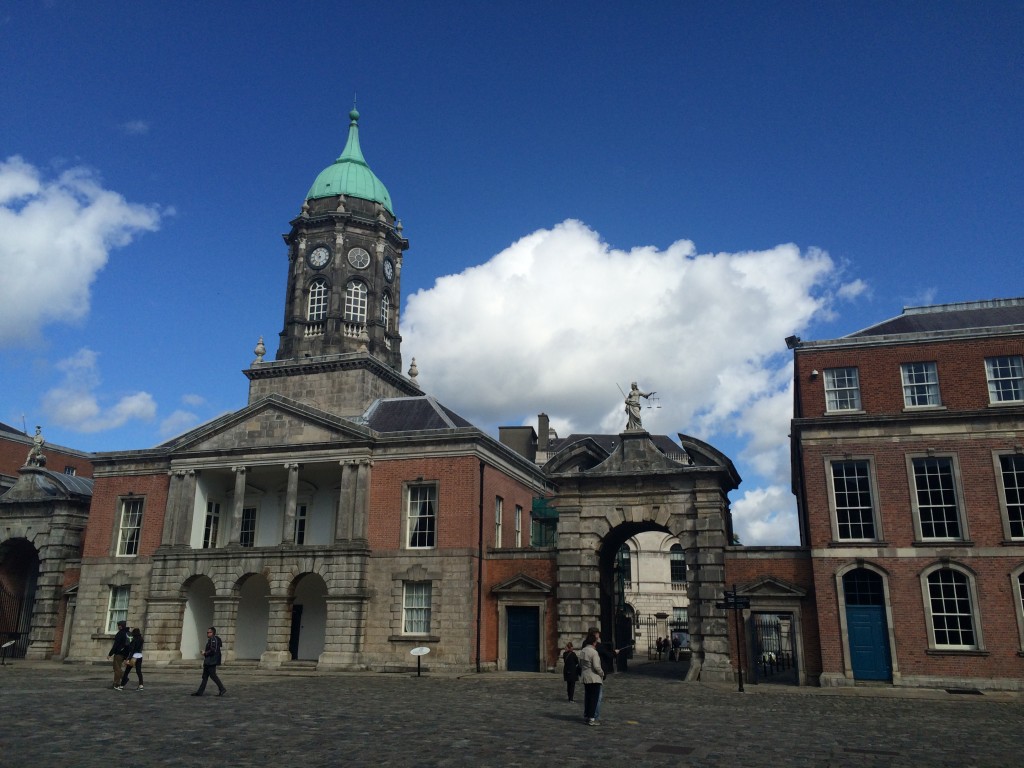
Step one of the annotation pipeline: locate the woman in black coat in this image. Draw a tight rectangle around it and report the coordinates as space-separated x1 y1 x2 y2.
561 642 580 703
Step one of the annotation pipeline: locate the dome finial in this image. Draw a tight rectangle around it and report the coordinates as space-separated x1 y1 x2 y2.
350 93 359 123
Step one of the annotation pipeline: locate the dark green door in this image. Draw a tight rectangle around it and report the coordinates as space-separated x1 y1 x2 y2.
506 606 539 671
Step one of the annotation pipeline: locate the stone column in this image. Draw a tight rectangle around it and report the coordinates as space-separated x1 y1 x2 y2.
686 485 731 683
24 536 64 660
281 463 300 545
228 466 247 544
260 595 293 668
351 459 372 542
163 469 198 546
161 471 184 546
334 461 356 541
212 595 240 663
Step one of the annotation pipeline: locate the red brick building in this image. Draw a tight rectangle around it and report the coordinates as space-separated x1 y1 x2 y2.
788 298 1024 689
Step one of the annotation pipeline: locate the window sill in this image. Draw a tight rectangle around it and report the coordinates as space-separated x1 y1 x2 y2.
388 635 440 644
823 409 866 416
829 540 888 547
901 405 946 413
925 648 988 657
912 540 975 548
987 400 1024 408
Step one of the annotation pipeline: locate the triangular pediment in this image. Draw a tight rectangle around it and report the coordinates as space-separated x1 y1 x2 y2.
491 573 553 595
169 394 373 453
737 576 807 599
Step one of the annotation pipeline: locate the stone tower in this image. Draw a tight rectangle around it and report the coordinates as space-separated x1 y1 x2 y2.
245 109 420 414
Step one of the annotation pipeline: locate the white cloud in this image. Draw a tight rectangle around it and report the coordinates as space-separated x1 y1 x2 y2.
181 393 207 407
119 120 150 136
731 486 800 546
403 219 849 545
160 409 200 437
0 155 163 346
40 348 156 433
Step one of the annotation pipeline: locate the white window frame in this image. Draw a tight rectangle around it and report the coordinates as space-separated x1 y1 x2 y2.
994 452 1024 541
514 504 522 548
116 498 144 557
240 506 258 548
107 586 130 633
1012 567 1024 653
986 355 1024 403
405 483 437 549
907 454 967 542
494 496 503 547
920 565 983 651
402 581 432 635
344 280 368 324
307 278 328 322
824 367 862 412
380 291 391 330
202 501 221 549
827 458 881 542
901 361 941 408
670 544 686 588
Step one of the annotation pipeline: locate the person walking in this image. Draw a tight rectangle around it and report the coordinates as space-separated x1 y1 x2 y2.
191 627 226 697
107 620 131 690
578 630 604 726
561 642 580 703
119 627 144 691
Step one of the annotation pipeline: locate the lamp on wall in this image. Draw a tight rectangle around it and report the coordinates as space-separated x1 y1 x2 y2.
810 370 819 379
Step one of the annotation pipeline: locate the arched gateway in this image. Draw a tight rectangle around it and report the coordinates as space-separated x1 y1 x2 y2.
545 429 739 682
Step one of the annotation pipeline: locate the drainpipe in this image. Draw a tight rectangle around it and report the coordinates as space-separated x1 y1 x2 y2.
476 460 484 673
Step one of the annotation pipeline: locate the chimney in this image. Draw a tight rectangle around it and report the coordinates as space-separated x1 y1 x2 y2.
537 413 550 452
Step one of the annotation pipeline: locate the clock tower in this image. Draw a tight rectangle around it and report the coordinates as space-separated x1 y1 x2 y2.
245 109 420 414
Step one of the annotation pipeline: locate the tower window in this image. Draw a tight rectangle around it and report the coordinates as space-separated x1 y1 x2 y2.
307 279 328 322
344 280 368 324
381 292 391 329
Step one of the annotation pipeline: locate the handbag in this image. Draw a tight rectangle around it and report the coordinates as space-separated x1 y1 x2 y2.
125 658 135 668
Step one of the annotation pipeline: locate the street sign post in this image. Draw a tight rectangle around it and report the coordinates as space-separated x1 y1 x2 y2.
715 584 749 692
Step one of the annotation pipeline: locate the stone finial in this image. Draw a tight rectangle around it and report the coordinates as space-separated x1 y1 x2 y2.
408 358 419 382
395 219 403 235
301 200 310 216
253 336 266 364
358 326 370 352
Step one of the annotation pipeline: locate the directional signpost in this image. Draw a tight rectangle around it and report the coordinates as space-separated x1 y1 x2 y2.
715 584 751 692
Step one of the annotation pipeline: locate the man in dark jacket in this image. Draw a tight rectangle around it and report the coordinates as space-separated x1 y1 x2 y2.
107 620 131 690
192 626 227 696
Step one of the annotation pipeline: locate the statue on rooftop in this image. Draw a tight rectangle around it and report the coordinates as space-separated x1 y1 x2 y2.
624 382 655 431
25 425 46 467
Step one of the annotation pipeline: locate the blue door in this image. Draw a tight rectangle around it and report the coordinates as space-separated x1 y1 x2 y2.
506 606 539 671
846 605 892 681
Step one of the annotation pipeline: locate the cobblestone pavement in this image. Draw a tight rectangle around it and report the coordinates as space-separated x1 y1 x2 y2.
2 661 1022 768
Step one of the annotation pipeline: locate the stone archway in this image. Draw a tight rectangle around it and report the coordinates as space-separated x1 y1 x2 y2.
235 573 271 660
180 575 216 661
0 538 39 658
546 430 739 683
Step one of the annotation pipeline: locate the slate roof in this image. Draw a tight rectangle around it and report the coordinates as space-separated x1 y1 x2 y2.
549 433 688 460
361 396 475 433
0 467 94 502
848 298 1024 338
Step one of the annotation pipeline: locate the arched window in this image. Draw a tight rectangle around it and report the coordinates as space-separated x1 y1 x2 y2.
307 279 328 322
380 292 391 329
925 567 978 649
670 544 686 587
344 280 367 324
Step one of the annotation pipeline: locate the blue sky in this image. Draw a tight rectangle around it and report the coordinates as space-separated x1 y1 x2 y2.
1 2 1021 544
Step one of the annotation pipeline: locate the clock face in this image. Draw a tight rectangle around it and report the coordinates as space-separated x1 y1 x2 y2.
383 258 395 282
348 247 371 269
308 246 331 268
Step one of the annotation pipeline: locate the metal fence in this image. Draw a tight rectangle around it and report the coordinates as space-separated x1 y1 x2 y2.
0 582 29 659
751 613 795 682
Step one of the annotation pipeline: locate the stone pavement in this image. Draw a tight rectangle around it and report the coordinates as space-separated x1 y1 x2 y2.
1 660 1022 768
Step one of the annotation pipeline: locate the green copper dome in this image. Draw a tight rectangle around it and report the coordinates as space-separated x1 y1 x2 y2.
306 109 394 214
